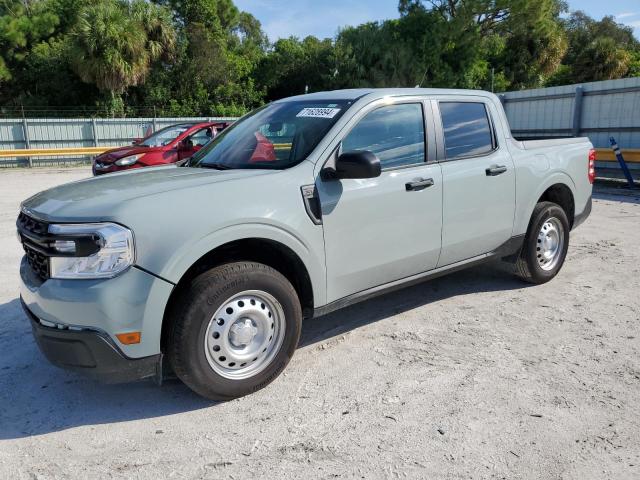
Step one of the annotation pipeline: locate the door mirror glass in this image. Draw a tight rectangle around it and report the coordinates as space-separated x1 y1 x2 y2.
326 150 381 179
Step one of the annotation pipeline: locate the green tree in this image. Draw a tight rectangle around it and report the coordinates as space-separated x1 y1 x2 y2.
398 0 568 90
629 51 640 78
395 5 484 88
2 0 640 117
335 20 424 88
549 12 640 85
161 0 239 33
496 0 567 88
571 36 631 82
67 0 176 108
257 36 338 100
0 0 59 81
131 0 266 115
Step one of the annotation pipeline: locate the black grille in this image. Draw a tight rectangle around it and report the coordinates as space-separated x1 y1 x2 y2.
17 212 50 281
24 243 50 280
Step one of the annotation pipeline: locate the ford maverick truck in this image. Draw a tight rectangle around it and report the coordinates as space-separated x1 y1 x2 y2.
18 88 593 400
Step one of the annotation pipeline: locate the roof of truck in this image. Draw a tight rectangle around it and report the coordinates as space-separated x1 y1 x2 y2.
277 88 496 102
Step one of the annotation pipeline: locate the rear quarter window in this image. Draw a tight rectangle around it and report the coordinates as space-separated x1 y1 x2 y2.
439 102 495 160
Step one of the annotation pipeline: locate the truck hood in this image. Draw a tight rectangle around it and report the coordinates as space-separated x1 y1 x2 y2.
21 166 275 221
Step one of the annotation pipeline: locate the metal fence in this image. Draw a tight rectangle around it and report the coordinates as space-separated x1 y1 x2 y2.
500 77 640 175
0 116 236 167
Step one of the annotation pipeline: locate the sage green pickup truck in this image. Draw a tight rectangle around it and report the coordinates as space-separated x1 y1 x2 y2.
18 88 593 400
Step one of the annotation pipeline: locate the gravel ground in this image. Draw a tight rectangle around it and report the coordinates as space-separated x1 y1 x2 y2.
0 167 639 479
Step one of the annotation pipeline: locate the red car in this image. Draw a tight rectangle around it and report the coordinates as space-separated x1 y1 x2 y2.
92 122 229 175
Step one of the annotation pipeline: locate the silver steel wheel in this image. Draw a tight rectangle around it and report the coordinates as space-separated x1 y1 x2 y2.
536 217 565 271
204 290 286 380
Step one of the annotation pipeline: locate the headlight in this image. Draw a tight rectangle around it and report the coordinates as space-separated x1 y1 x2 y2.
48 223 135 279
114 154 142 166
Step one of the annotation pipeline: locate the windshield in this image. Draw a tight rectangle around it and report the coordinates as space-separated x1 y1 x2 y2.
140 124 191 147
190 100 352 170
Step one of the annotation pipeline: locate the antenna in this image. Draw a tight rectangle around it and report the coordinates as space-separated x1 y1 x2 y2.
416 66 428 88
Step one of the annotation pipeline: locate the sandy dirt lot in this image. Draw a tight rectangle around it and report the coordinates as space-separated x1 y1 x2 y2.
0 167 638 479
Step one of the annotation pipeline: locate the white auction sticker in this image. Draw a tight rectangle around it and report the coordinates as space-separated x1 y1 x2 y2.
296 107 341 119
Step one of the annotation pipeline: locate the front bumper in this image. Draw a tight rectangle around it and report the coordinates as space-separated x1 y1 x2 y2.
22 299 161 383
93 160 144 175
20 256 174 360
93 162 129 176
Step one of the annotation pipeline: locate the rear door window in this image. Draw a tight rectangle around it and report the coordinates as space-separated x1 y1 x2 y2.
439 102 495 160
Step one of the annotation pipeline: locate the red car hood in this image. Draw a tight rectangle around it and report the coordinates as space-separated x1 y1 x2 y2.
96 145 162 163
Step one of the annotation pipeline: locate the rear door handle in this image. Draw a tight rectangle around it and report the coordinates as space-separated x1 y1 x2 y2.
486 165 507 176
405 178 434 191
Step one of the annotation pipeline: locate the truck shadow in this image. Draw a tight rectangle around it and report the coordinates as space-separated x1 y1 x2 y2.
0 297 212 440
0 263 527 440
300 263 526 348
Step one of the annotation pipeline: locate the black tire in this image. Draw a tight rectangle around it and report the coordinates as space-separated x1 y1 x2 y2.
515 201 570 284
167 261 302 400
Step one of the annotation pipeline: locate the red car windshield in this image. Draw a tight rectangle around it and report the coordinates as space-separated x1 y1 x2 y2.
139 124 191 147
190 100 353 170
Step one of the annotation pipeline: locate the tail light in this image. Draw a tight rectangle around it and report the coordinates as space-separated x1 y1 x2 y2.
588 148 596 184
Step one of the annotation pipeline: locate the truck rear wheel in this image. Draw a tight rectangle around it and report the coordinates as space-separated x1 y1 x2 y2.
515 201 570 284
167 261 302 400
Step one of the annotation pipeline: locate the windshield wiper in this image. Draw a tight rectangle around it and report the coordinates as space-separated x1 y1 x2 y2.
199 162 234 170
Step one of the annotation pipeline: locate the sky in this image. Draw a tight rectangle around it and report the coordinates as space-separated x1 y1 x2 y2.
234 0 640 41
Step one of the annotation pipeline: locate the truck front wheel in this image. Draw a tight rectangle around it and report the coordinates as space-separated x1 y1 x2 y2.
515 201 570 284
167 261 302 400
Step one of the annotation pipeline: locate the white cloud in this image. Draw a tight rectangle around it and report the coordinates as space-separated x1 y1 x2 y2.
611 12 640 38
615 12 639 19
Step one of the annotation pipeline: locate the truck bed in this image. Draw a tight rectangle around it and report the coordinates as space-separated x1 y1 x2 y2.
513 136 591 150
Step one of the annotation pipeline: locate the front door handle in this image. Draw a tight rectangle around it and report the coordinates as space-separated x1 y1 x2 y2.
405 178 434 191
486 165 507 176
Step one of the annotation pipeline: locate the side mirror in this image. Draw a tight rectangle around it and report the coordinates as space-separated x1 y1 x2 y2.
324 150 381 180
131 138 142 145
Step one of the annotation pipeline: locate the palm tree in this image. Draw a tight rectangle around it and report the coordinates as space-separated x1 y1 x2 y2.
130 0 176 63
68 0 175 96
573 37 631 82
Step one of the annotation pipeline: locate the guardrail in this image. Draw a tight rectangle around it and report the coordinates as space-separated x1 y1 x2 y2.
0 141 294 164
1 145 636 164
0 146 110 158
595 148 640 163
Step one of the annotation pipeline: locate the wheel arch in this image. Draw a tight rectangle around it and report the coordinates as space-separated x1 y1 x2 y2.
160 237 315 353
516 173 576 235
536 183 575 228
